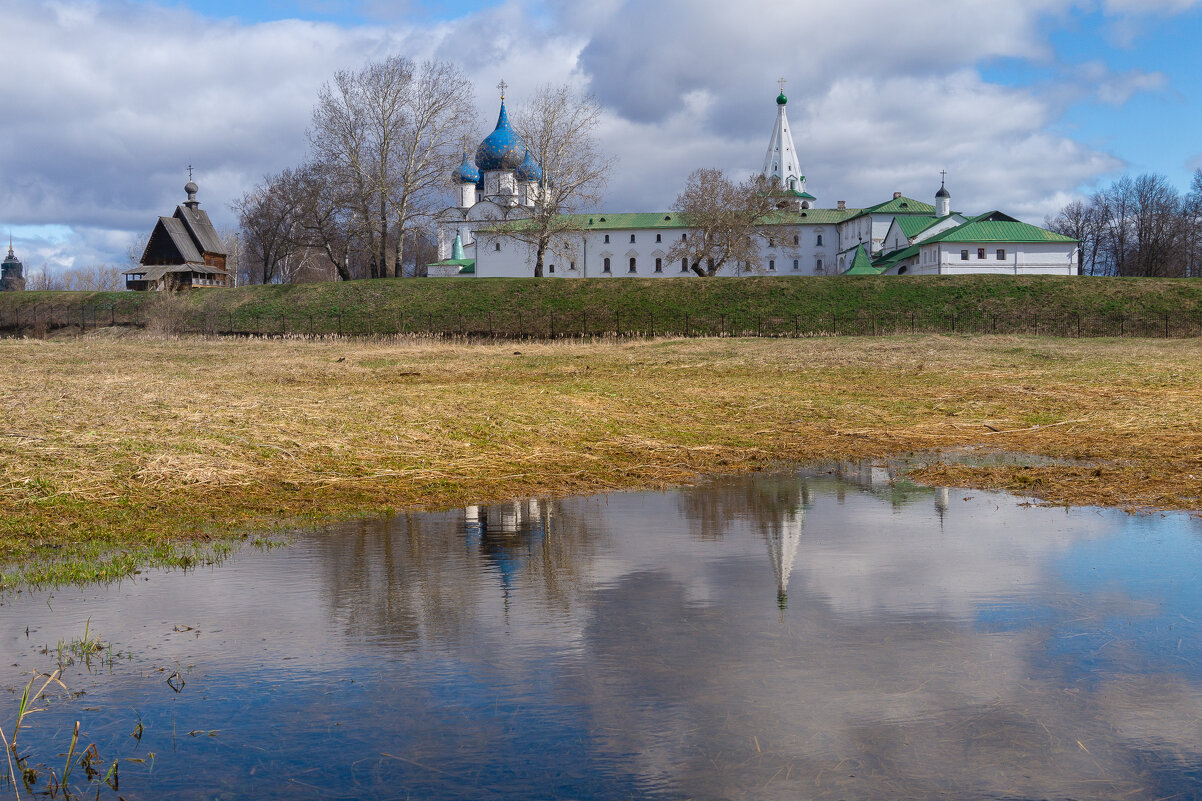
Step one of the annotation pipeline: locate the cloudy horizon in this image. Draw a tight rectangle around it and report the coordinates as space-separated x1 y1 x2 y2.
1 0 1199 274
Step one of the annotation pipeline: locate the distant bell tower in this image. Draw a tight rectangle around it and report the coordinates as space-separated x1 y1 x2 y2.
1 237 25 292
761 79 808 201
936 171 951 217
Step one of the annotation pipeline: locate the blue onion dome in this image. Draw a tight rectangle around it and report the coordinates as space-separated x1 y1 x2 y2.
515 149 542 182
475 101 525 171
452 150 481 184
776 92 787 105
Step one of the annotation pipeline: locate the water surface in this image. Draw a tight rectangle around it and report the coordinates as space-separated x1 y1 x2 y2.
3 466 1202 800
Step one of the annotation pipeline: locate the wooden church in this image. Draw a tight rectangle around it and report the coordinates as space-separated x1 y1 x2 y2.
124 179 230 291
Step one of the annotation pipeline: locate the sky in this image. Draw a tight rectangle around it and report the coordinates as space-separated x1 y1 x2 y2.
1 0 1200 273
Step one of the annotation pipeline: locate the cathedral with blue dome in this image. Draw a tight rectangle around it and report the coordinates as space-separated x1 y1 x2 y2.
429 81 1079 279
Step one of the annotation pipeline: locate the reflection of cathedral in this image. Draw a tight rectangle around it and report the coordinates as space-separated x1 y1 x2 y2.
765 508 804 610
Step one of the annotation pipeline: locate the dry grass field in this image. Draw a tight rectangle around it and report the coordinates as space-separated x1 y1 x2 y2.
2 332 1200 585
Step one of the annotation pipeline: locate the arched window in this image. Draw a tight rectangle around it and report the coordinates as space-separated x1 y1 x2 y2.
549 264 555 273
793 234 799 245
816 258 824 272
655 258 662 272
816 234 823 246
769 238 775 248
629 257 637 273
801 201 810 209
681 233 687 241
603 257 611 272
656 233 662 243
495 242 500 251
604 234 610 244
630 234 636 243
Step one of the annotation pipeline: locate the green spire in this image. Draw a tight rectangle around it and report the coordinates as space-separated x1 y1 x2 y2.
452 234 465 261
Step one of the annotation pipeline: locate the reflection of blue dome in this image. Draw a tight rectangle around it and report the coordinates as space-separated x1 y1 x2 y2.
515 149 542 182
452 151 481 184
475 101 525 171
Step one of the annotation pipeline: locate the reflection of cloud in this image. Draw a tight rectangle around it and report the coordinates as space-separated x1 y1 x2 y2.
2 474 1201 799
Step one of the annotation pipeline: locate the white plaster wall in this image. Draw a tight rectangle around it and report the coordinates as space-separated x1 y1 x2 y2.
934 242 1078 274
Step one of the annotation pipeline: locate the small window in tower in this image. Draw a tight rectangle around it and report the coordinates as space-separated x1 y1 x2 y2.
997 249 1006 260
977 248 986 259
630 234 636 243
960 249 969 260
604 234 610 244
629 257 637 273
603 258 611 273
816 234 823 246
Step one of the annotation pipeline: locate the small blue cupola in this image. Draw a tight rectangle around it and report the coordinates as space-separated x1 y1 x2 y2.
453 150 481 184
515 149 542 182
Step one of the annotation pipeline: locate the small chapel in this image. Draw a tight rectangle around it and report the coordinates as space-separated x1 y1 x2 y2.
430 80 1078 279
124 177 231 291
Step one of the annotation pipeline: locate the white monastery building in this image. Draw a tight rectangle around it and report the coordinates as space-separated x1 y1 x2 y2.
430 83 1078 278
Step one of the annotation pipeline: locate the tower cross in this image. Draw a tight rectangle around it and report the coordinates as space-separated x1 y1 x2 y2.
940 169 947 184
777 77 787 94
497 79 508 100
188 164 194 181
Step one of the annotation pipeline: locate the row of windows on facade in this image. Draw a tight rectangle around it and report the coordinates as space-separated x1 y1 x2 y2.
595 233 823 247
961 248 1007 260
579 257 825 274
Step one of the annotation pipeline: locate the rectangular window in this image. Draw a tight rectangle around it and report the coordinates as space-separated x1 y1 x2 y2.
603 258 611 273
793 259 799 270
997 249 1006 260
681 233 687 241
549 264 555 273
977 248 986 259
655 258 662 272
681 258 689 272
604 234 610 243
816 259 823 272
816 234 823 246
769 259 775 271
961 249 969 260
570 261 576 271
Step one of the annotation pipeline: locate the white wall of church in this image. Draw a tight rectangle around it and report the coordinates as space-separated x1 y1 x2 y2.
908 242 1079 275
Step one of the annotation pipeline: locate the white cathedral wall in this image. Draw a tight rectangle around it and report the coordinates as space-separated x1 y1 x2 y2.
918 242 1078 275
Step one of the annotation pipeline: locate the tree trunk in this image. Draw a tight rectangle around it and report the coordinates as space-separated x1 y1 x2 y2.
378 193 390 278
534 237 547 278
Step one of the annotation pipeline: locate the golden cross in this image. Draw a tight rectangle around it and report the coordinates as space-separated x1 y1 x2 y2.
497 79 508 100
777 77 787 94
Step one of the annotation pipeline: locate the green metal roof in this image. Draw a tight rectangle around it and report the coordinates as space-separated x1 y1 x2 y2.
845 195 937 222
843 245 883 275
483 207 864 234
872 243 920 268
921 214 1077 244
892 215 940 238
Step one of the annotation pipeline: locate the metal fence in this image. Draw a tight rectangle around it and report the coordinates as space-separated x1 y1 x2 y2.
2 301 1201 340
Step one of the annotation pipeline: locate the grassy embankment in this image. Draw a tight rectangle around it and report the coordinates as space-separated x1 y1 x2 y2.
1 333 1200 587
3 275 1202 335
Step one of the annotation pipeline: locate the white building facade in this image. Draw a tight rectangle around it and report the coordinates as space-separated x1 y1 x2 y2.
430 86 1078 279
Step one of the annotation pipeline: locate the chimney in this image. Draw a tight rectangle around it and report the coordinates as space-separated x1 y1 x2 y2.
837 200 846 211
893 191 902 199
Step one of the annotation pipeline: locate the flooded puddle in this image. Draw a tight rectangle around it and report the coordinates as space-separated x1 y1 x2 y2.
3 466 1202 799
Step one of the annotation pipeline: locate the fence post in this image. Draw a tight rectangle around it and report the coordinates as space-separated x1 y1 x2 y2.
1076 312 1081 338
649 310 654 337
488 311 493 337
832 312 836 335
1033 313 1038 336
518 311 523 337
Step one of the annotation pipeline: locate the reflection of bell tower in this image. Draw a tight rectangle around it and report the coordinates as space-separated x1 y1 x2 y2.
766 508 804 613
934 487 949 530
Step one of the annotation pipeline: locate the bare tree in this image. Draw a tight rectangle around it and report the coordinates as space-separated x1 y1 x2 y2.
666 169 780 276
234 169 305 284
1046 199 1105 275
308 57 473 279
389 60 476 276
1182 168 1202 278
507 84 612 277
